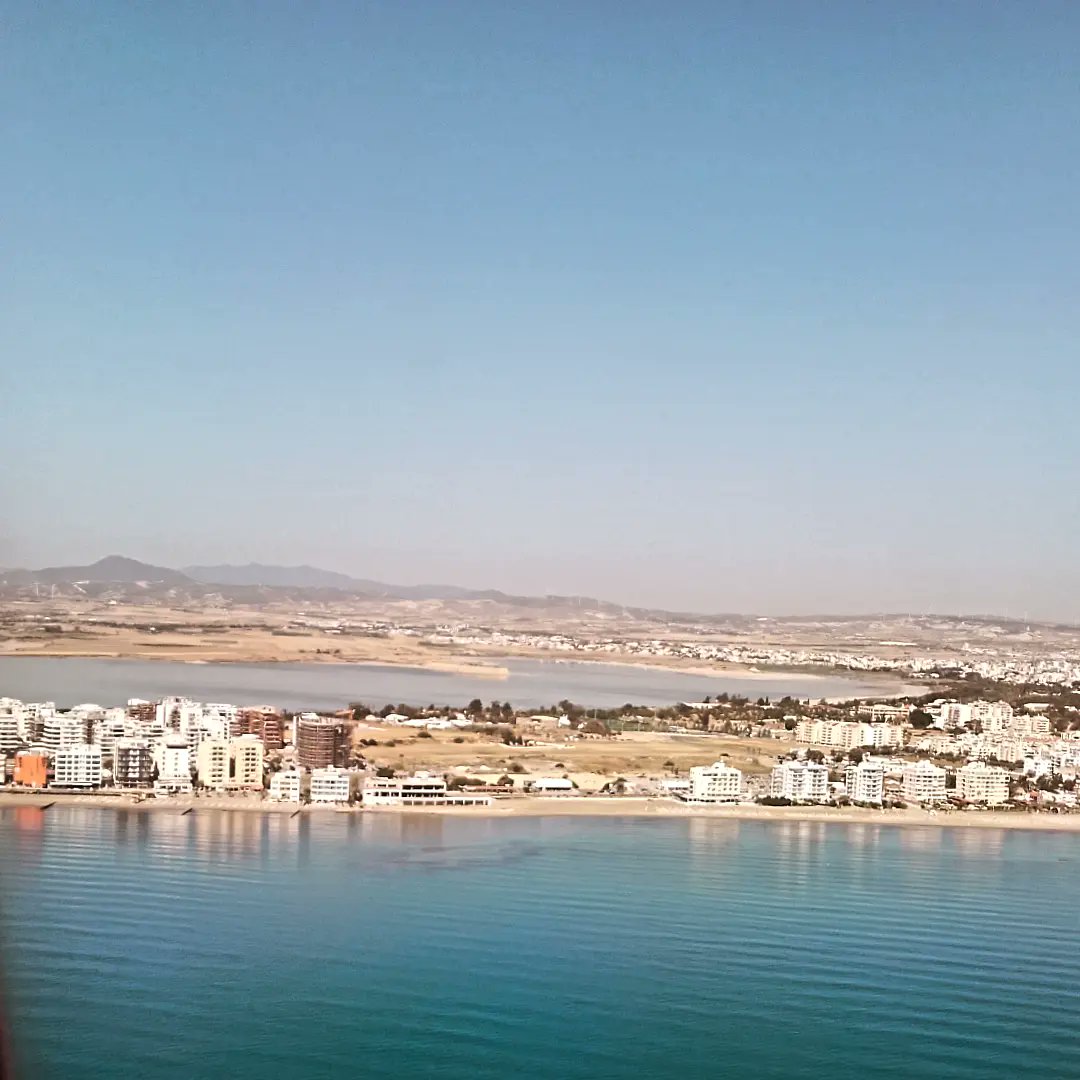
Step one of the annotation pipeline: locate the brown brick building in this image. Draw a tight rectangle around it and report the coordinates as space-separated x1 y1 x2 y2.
296 716 348 769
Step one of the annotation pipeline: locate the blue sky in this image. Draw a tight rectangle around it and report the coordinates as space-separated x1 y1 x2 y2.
4 2 1079 616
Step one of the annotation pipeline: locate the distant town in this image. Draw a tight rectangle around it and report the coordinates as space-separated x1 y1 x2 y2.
3 676 1080 816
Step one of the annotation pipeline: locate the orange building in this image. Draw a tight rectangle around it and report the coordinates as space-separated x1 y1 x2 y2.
13 752 49 788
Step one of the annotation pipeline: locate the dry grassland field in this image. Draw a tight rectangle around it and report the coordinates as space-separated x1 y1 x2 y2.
353 727 795 787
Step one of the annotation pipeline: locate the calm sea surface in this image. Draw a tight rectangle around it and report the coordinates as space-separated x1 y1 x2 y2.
0 656 914 710
1 809 1078 1079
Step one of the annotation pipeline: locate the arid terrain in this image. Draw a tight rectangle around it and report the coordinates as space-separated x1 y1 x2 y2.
4 556 1079 681
351 725 791 788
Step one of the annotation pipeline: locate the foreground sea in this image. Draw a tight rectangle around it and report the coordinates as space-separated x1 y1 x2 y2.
2 809 1078 1079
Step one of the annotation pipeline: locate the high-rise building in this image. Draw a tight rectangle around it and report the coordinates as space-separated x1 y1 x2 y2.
155 736 193 796
241 708 284 750
196 739 230 790
229 734 264 790
770 760 830 803
41 712 92 754
0 705 22 756
296 717 348 770
844 761 885 805
113 739 154 789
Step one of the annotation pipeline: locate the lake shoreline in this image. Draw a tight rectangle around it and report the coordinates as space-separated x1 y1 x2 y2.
2 791 1076 832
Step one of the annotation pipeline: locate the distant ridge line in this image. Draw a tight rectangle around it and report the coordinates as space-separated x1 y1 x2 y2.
0 555 1072 628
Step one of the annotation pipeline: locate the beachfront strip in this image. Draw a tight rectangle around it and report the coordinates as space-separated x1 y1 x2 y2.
1 690 1078 814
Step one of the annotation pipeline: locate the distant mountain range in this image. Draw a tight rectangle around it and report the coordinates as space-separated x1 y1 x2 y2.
0 555 193 588
0 556 1061 631
183 562 552 602
0 556 616 610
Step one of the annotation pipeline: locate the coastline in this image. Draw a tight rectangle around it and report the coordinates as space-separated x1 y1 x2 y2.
0 649 920 700
2 791 1077 832
0 648 511 680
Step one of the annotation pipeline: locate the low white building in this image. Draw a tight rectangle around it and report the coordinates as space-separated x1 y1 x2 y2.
268 769 302 802
687 762 744 804
901 760 948 804
659 777 691 795
310 766 352 804
363 772 492 806
770 760 829 803
845 761 885 805
528 777 574 795
52 744 103 789
956 762 1010 805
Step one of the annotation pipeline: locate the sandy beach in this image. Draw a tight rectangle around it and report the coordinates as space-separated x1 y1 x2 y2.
2 791 1077 832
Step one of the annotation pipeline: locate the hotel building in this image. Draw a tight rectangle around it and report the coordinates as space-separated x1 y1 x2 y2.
52 744 103 789
686 762 744 804
901 760 948 804
770 760 829 803
956 762 1010 805
844 761 885 805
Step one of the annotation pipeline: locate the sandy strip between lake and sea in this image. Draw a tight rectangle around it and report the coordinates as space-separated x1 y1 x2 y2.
1 792 1078 833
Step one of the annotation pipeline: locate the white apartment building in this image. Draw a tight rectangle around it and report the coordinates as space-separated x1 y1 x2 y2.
862 704 909 724
0 705 21 755
845 761 885 805
1013 713 1052 738
268 769 302 802
196 738 230 791
687 762 744 804
795 719 903 751
938 701 1015 733
939 702 975 728
901 760 947 804
93 709 131 757
770 760 830 803
52 744 103 789
155 736 193 796
229 734 264 790
362 773 492 806
795 718 825 744
41 712 92 753
956 762 1010 805
310 767 352 804
978 701 1015 734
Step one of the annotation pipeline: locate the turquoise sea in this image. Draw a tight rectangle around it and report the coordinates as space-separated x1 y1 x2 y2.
1 808 1078 1079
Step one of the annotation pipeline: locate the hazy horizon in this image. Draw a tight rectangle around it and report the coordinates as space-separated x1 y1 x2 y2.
1 551 1071 624
6 4 1079 620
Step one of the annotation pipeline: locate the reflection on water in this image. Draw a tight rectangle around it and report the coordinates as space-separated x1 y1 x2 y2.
2 809 1080 1080
898 827 943 853
947 828 1005 858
